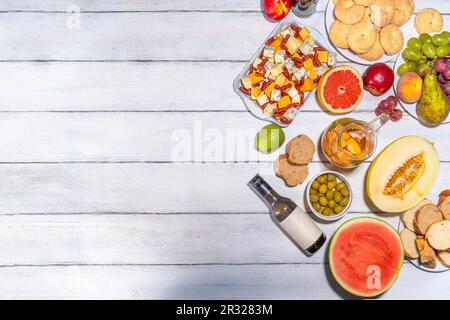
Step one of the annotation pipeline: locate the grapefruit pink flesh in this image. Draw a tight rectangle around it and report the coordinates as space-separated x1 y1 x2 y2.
323 70 363 110
329 217 404 297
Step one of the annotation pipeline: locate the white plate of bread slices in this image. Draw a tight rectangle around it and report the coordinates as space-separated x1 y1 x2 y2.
325 0 415 65
398 190 450 272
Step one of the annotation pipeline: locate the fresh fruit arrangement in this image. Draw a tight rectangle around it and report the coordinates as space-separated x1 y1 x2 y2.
238 23 336 125
366 135 439 213
329 217 404 297
316 65 363 113
396 30 450 124
308 173 351 217
400 190 450 269
328 0 414 62
398 32 450 78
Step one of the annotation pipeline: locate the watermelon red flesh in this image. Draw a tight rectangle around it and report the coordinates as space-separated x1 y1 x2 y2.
329 218 404 297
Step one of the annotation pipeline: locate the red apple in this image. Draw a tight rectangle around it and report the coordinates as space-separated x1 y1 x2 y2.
262 0 291 21
362 63 394 96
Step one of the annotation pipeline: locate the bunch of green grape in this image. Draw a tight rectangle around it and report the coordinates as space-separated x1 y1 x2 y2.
398 31 450 77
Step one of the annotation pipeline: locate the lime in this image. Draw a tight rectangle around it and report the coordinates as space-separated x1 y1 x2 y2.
255 124 285 153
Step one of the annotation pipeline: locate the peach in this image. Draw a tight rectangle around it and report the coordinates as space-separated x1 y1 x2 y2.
397 72 423 103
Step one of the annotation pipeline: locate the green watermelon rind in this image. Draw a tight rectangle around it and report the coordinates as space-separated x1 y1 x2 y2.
328 216 405 298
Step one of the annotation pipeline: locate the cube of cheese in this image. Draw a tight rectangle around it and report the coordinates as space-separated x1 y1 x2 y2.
263 103 277 117
303 58 314 71
283 107 298 121
280 26 294 38
251 87 262 100
315 65 328 77
241 77 252 90
293 67 307 81
263 46 275 59
308 70 317 80
317 51 328 63
285 36 301 55
270 64 284 78
274 74 286 87
283 58 296 74
327 52 337 66
271 89 281 102
304 35 315 45
292 94 301 104
274 50 286 64
252 58 262 69
287 86 299 99
299 28 309 40
257 93 269 106
300 41 314 56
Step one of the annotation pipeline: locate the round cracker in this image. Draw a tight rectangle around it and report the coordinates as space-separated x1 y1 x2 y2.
334 0 365 25
391 0 414 26
380 24 404 55
329 20 352 49
348 20 378 54
414 8 443 34
286 135 315 165
274 154 309 187
370 0 395 28
358 33 385 61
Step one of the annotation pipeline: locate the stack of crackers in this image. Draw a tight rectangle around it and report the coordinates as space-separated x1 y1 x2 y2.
274 135 315 187
329 0 414 61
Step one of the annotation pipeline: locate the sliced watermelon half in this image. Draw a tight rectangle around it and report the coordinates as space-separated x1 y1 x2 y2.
329 217 404 297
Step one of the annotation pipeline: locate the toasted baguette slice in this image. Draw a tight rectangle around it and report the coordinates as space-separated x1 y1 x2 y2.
400 228 419 259
414 204 443 235
426 220 450 250
402 199 433 231
416 237 437 269
438 197 450 220
437 250 450 268
438 189 450 205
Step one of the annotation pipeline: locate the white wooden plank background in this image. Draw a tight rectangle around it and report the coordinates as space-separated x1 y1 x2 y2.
0 0 447 299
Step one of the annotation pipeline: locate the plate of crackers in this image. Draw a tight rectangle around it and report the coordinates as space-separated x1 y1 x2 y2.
398 190 450 273
325 0 415 65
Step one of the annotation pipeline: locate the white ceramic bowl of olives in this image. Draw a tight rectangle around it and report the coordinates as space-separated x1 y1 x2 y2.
305 171 352 222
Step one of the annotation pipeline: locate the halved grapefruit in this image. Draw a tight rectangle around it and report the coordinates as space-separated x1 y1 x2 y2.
317 66 363 114
329 217 404 297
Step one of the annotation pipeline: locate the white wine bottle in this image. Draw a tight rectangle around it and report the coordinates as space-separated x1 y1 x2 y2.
248 174 326 255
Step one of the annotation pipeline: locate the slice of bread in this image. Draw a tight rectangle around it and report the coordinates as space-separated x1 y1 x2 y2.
437 250 450 268
414 204 443 235
438 197 450 220
400 228 419 259
416 236 437 269
426 220 450 251
401 198 433 231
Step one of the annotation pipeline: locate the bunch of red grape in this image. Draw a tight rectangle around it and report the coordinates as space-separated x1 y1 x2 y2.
375 95 403 122
435 58 450 98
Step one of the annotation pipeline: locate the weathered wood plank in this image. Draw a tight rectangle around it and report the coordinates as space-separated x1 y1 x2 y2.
0 213 403 265
0 162 446 214
0 12 447 61
0 0 447 12
0 112 445 162
0 61 395 112
0 264 445 299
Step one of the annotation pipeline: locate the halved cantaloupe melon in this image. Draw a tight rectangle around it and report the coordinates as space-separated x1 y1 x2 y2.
366 136 439 213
